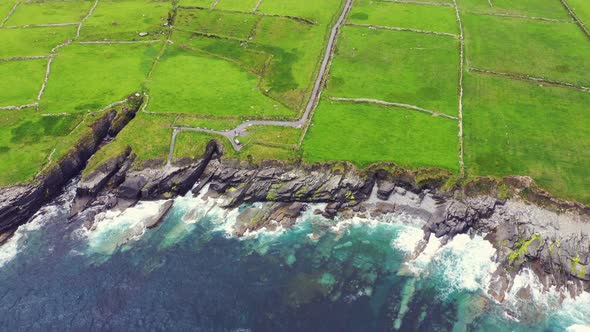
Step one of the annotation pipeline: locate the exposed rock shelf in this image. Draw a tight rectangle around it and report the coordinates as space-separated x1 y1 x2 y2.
1 135 589 297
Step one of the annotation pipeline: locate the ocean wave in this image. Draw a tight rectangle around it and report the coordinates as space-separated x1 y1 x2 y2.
0 180 77 268
83 200 168 255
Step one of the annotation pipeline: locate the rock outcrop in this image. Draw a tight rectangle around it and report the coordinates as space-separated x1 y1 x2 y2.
0 97 142 239
1 127 589 292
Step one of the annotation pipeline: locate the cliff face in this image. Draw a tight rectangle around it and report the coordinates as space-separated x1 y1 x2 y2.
0 99 141 238
63 140 590 292
0 112 588 294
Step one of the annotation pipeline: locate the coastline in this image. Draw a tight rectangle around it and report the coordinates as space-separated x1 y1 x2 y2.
1 135 587 301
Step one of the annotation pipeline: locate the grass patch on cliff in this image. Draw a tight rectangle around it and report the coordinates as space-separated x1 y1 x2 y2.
348 0 459 34
0 26 75 58
303 100 459 171
463 73 590 204
41 43 159 114
0 59 46 107
239 125 301 147
0 109 84 185
463 14 590 86
87 112 175 172
172 130 299 164
327 26 459 116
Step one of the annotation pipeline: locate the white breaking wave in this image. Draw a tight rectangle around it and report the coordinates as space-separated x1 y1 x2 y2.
391 224 425 257
84 200 168 255
397 231 497 297
567 325 590 332
0 216 44 268
435 234 498 295
0 181 78 268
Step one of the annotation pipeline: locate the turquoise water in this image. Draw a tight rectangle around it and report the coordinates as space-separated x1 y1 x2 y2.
0 188 589 331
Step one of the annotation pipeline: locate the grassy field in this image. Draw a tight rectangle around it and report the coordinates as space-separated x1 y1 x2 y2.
0 26 75 58
147 46 294 118
175 8 258 40
5 0 92 26
0 59 46 107
348 0 459 34
79 0 170 41
216 0 258 12
257 0 343 24
2 0 590 204
40 43 159 114
0 109 84 185
327 26 459 116
463 72 590 203
463 14 590 86
457 0 570 20
303 100 459 170
567 0 590 26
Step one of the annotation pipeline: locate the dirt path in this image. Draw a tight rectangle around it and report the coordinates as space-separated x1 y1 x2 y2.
347 23 459 38
452 0 465 176
167 0 353 163
329 97 459 120
470 68 590 92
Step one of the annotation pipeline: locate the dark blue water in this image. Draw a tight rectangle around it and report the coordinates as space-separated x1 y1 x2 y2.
0 188 588 331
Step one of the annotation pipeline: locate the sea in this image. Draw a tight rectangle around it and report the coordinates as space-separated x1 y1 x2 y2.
0 182 588 331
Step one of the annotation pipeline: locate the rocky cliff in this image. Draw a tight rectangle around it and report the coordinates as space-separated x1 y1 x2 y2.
60 139 589 294
1 129 588 296
0 96 142 239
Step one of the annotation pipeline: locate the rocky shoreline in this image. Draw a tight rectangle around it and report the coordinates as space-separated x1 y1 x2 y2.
0 133 589 300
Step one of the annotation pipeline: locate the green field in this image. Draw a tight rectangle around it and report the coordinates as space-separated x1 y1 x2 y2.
463 72 590 203
349 0 459 35
0 26 75 58
303 100 459 170
327 26 459 116
5 1 92 26
0 59 46 107
2 0 590 204
463 13 590 86
79 0 170 41
40 43 159 114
